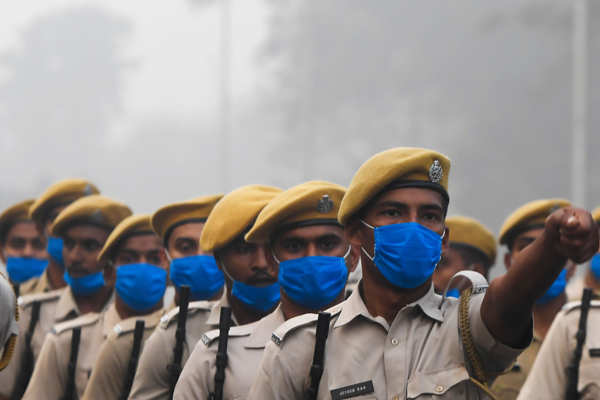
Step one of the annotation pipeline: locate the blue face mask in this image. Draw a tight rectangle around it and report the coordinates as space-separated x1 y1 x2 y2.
231 280 280 312
64 269 105 296
170 255 225 301
47 237 65 268
6 257 48 284
277 250 349 310
361 221 443 289
536 269 567 305
116 263 167 312
590 254 600 280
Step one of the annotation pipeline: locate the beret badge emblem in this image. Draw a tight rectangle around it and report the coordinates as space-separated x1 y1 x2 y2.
429 160 443 184
317 195 333 214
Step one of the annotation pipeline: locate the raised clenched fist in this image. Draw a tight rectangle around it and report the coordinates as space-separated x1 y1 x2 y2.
545 207 599 264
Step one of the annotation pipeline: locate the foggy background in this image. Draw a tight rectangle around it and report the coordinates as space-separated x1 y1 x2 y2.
1 1 599 278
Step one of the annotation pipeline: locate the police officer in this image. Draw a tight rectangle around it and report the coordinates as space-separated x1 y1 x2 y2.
130 186 280 400
0 181 101 400
28 178 100 293
0 200 47 297
82 214 168 400
566 208 600 300
491 199 574 399
174 181 359 399
517 209 600 399
0 273 18 372
432 216 496 296
247 147 598 399
22 194 132 399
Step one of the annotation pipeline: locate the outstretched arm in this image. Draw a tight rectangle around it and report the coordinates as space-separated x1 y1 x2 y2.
481 207 598 347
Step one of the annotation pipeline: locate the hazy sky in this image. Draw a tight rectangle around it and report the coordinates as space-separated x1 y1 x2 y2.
1 1 599 277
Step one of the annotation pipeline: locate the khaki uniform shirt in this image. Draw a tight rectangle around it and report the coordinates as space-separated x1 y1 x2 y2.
22 303 121 400
566 276 586 302
517 301 600 400
174 305 286 400
129 295 233 400
0 287 79 397
490 336 541 399
82 308 165 400
19 268 53 296
248 284 527 400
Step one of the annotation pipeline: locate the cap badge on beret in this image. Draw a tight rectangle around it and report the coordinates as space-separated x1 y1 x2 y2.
83 184 95 196
317 195 333 214
429 160 443 183
549 204 561 214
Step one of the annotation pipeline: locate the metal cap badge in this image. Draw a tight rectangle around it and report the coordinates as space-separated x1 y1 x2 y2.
317 195 333 214
429 160 443 183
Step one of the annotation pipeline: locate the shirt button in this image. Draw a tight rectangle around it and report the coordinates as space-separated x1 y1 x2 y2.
391 338 399 345
435 385 444 393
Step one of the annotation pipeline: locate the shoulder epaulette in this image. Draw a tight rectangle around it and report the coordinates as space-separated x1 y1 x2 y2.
159 300 212 329
271 304 343 346
200 323 253 347
52 312 101 335
562 299 600 314
18 288 62 308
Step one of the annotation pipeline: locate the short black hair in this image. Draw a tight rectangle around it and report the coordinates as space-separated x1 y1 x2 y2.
450 242 493 274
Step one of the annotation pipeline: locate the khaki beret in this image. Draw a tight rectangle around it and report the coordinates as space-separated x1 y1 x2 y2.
446 216 496 263
98 214 155 262
200 185 282 252
30 179 99 224
245 181 346 243
151 195 223 245
0 199 35 244
51 195 132 237
499 198 571 246
338 147 451 225
592 207 600 223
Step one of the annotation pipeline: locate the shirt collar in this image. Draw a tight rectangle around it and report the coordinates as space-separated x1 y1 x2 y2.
244 305 286 349
54 288 80 322
206 292 238 326
102 303 122 337
334 281 444 330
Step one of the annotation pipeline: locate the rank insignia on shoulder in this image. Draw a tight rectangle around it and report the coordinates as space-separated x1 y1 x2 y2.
317 195 333 214
589 348 600 358
429 160 443 183
271 333 281 346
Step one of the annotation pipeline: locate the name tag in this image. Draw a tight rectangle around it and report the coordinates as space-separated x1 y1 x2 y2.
330 381 374 400
589 348 600 358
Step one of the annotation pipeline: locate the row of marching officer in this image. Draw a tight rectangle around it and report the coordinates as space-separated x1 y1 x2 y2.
0 146 599 399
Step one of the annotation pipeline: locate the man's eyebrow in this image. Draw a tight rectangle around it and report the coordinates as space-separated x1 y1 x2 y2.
175 236 196 242
419 203 444 211
374 200 408 208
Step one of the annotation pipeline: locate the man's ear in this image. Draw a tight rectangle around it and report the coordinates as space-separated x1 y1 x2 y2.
347 244 360 273
0 249 6 265
442 226 450 250
504 252 512 270
344 218 364 248
102 263 116 286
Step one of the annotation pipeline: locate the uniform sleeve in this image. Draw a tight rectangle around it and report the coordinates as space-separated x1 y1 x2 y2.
82 336 128 400
247 339 307 400
470 293 532 375
22 332 67 400
0 308 29 397
172 341 214 400
129 328 173 400
517 310 572 399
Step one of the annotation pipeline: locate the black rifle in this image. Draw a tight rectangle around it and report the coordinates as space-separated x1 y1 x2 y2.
305 312 331 400
566 288 593 400
167 285 191 400
119 320 146 400
208 307 232 400
11 301 41 400
61 327 82 400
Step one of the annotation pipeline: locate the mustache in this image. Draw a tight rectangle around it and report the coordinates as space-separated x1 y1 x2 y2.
66 263 90 275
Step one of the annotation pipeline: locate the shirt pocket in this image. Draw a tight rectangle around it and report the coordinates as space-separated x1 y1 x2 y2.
407 366 471 398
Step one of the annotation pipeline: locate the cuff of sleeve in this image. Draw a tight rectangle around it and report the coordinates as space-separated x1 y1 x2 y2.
469 293 533 374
